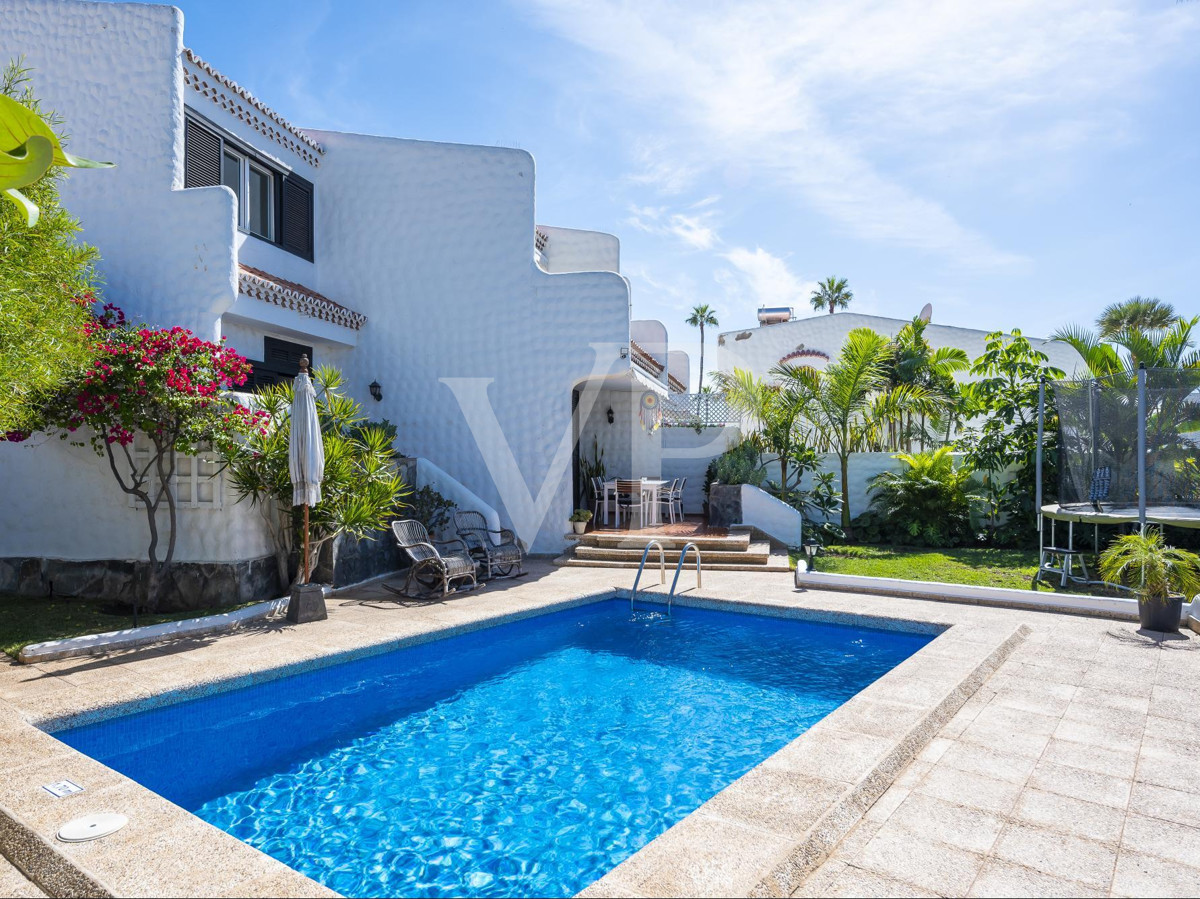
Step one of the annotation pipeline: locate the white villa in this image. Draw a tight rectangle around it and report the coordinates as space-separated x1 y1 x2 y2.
0 0 686 604
718 308 1083 381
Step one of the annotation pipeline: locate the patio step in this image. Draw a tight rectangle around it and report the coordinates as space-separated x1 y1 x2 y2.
578 531 752 552
572 541 771 567
558 553 792 573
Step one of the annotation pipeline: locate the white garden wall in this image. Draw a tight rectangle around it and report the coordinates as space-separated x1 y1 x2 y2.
0 435 274 563
661 426 740 513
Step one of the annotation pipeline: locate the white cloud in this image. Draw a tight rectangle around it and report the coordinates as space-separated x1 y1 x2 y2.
625 203 720 250
720 247 816 309
524 0 1199 267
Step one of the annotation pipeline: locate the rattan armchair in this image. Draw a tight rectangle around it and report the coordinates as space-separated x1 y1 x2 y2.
391 519 478 596
454 510 524 579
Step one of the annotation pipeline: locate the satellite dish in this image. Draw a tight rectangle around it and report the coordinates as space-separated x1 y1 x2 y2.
918 303 933 323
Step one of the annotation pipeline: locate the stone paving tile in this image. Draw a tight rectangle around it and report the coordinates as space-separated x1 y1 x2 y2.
936 740 1040 785
914 766 1025 816
1041 736 1140 780
0 854 46 898
967 858 1106 897
874 793 1006 854
1110 850 1200 898
1026 759 1133 809
991 822 1119 889
1119 813 1200 870
795 604 1200 899
822 865 939 897
1128 781 1200 828
1010 788 1126 845
854 830 987 895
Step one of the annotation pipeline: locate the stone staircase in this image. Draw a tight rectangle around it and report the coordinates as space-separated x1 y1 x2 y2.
555 527 791 572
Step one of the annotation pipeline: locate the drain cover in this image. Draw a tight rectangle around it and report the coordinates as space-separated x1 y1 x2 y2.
57 813 128 843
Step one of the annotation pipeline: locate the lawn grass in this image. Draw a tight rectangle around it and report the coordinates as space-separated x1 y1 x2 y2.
796 544 1049 592
0 595 258 660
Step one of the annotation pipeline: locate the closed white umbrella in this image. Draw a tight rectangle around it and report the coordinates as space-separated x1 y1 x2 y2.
289 354 324 584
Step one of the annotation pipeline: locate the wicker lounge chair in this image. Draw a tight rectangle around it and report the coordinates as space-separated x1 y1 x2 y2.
389 519 478 596
454 510 524 579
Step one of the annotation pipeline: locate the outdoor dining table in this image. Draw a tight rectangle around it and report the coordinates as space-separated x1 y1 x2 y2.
601 478 669 527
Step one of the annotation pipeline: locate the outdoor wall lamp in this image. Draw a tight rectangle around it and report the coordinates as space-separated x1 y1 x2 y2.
606 407 615 424
369 380 382 401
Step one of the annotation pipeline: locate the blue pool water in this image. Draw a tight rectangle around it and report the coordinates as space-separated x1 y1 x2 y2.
55 600 930 898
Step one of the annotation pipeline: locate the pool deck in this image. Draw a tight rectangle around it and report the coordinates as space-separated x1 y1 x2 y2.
0 561 1197 897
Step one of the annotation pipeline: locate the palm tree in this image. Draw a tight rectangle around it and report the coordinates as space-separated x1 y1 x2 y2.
1053 315 1199 377
1096 297 1178 339
686 303 719 408
715 364 820 495
887 317 968 450
809 277 853 315
784 327 929 531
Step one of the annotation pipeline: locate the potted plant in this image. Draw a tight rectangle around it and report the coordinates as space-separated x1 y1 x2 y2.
1098 529 1200 633
569 509 593 534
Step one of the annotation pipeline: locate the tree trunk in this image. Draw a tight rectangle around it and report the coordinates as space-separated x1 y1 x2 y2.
840 452 851 533
696 323 705 415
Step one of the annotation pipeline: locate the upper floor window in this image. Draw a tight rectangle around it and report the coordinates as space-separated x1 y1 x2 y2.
185 114 313 260
220 148 274 240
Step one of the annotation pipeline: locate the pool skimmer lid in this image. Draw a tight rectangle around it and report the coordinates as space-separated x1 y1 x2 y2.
57 813 128 843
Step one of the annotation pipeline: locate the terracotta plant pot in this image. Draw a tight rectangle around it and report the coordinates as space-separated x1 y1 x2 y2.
1138 596 1183 633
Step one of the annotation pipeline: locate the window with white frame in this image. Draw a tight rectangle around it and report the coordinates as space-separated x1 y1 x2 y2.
221 147 274 241
126 435 224 510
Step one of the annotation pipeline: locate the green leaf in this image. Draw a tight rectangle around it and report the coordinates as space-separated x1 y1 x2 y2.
0 134 53 191
0 94 114 169
1 186 39 226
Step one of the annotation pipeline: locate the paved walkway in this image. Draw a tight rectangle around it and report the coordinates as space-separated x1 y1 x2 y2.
2 562 1198 897
797 618 1200 897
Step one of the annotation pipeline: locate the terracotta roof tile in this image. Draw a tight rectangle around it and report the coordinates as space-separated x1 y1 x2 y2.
238 264 366 331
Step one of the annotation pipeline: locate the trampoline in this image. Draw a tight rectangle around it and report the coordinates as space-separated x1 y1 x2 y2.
1033 366 1200 588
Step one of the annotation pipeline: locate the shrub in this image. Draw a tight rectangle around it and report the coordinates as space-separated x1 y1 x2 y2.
407 485 456 538
704 440 766 496
866 448 982 547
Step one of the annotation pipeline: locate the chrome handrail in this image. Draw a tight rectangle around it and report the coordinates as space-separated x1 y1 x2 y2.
630 540 665 613
666 542 702 616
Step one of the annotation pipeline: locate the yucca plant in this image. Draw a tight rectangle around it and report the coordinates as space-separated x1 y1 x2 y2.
222 365 410 588
867 447 981 547
1099 529 1200 632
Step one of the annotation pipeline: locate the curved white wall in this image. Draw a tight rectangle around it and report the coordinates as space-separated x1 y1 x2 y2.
306 130 631 553
537 225 620 274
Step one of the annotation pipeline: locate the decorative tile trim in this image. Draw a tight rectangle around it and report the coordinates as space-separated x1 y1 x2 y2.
238 265 367 331
184 49 324 167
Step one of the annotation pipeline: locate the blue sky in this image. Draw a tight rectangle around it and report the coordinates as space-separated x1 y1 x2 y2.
177 0 1199 376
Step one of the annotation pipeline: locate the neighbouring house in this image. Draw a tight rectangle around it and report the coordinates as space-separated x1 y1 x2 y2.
0 0 681 605
717 308 1083 382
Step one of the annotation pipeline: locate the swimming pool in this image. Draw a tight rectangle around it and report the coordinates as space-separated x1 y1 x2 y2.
54 599 931 898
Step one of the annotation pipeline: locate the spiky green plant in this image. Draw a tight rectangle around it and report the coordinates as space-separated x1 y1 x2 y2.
1096 297 1179 339
1098 529 1200 603
866 447 982 547
222 365 410 588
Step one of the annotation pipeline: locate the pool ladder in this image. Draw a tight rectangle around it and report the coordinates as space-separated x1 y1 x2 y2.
629 540 702 619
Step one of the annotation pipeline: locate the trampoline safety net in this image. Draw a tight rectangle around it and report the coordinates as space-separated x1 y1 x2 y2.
1055 368 1200 511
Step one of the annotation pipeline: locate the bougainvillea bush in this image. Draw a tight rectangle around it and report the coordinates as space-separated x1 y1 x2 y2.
7 302 267 611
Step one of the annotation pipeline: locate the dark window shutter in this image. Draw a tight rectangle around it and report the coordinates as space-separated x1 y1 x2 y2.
184 119 221 188
280 174 314 260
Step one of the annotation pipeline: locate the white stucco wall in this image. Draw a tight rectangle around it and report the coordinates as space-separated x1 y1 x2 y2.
0 0 263 565
717 312 1083 382
306 130 630 553
1 435 274 562
0 0 635 565
740 485 804 547
577 383 663 491
661 426 739 513
536 225 620 274
667 350 691 392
